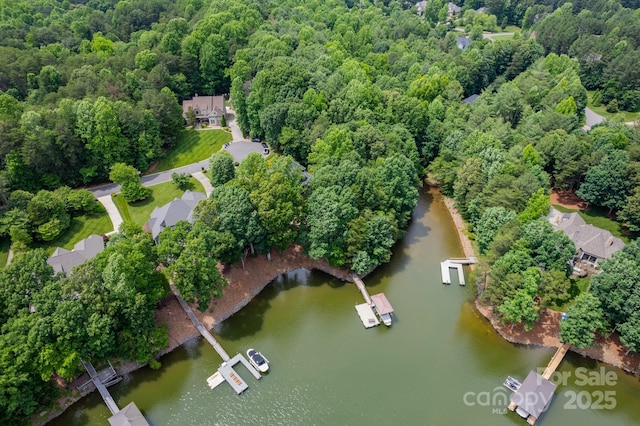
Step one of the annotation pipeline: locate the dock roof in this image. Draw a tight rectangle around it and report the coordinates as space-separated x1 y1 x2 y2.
371 293 394 315
510 371 556 419
108 402 149 426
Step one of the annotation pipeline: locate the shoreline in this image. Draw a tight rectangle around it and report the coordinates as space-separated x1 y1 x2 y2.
38 245 354 425
438 188 640 376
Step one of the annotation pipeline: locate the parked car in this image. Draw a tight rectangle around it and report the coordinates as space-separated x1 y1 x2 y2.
252 137 261 143
261 142 270 155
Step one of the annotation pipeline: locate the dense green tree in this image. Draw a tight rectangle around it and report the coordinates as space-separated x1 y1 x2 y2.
109 163 150 203
560 292 605 348
208 150 236 187
576 148 630 213
475 207 517 253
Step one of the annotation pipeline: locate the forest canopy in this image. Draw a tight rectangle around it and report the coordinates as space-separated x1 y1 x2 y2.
1 0 640 423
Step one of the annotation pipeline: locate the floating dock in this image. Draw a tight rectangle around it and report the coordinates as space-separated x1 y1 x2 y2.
170 283 262 394
355 303 380 328
440 257 477 285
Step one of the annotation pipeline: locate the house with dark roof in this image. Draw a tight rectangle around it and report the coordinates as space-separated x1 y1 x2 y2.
447 2 461 18
47 234 105 276
463 94 479 105
547 207 624 272
509 371 556 424
144 190 206 242
182 94 227 126
456 36 473 50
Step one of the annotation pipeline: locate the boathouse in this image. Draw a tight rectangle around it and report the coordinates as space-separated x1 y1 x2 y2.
509 371 556 425
108 401 150 426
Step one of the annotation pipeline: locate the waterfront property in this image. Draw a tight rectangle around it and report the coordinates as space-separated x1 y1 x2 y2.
47 234 105 276
508 371 557 425
547 207 624 274
144 190 206 243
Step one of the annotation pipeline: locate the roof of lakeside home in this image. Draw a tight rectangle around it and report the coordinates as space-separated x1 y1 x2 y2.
510 371 556 419
416 0 427 15
448 2 461 14
47 234 105 275
456 36 473 50
182 95 225 118
146 190 206 240
463 94 479 104
547 207 624 260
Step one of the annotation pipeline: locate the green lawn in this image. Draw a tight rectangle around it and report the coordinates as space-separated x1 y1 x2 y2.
552 204 634 243
33 211 113 255
115 178 205 227
586 90 640 122
149 129 232 174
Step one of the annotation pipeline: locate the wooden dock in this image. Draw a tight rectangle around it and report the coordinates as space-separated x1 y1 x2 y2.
440 260 465 285
355 303 380 328
170 283 230 361
542 343 571 380
352 275 372 305
81 360 120 415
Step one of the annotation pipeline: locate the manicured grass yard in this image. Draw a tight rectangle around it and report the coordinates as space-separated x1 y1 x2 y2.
115 178 205 227
150 129 232 173
33 211 113 255
586 90 640 122
552 204 634 243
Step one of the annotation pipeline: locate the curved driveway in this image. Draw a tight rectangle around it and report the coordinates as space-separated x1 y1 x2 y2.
90 113 260 231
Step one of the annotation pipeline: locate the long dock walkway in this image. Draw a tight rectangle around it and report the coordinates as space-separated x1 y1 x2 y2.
170 283 230 361
352 275 372 305
81 360 120 415
542 343 571 380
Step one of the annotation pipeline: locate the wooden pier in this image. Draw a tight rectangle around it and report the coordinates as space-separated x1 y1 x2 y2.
170 283 263 394
542 343 571 380
81 360 120 415
352 275 373 305
170 283 230 361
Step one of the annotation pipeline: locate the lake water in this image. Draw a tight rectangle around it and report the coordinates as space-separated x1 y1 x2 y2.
51 188 640 426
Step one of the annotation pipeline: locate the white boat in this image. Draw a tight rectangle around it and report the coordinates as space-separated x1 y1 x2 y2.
379 312 393 326
247 349 269 373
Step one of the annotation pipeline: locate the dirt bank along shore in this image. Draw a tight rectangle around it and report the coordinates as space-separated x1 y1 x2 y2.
439 189 639 376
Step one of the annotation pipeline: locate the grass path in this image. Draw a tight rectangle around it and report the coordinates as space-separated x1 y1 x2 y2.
33 211 113 255
586 90 640 123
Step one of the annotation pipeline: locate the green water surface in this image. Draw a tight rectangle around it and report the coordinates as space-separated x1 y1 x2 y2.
50 189 640 426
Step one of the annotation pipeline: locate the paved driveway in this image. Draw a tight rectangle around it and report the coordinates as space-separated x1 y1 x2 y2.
225 141 266 162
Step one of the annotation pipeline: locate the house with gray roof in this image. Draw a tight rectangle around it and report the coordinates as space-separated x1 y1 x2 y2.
463 94 479 105
145 190 206 242
47 234 105 276
456 36 473 50
182 94 227 126
548 207 624 272
415 0 428 17
447 2 461 18
509 371 556 424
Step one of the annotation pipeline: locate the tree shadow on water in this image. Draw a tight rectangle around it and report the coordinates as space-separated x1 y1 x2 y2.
215 269 343 340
